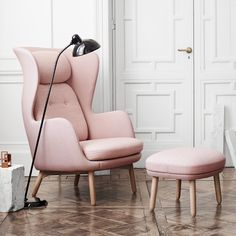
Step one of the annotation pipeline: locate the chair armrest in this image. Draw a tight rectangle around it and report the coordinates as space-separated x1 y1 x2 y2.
88 111 135 139
31 118 94 172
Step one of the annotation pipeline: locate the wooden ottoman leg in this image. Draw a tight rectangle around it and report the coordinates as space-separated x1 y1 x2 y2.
150 177 159 212
176 179 182 200
214 174 222 204
189 180 196 217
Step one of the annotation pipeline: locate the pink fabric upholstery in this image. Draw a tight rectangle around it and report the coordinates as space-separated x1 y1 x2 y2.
80 138 143 161
66 52 135 139
32 51 71 84
13 47 143 172
86 111 135 139
146 148 225 180
99 154 141 170
34 83 88 141
146 168 224 181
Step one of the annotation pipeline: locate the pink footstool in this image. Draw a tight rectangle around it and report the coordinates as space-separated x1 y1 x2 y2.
146 148 225 217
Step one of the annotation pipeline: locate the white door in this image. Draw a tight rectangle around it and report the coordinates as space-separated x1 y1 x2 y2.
114 0 194 166
194 0 236 166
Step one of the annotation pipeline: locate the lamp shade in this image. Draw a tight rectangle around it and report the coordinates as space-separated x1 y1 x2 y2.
73 38 100 57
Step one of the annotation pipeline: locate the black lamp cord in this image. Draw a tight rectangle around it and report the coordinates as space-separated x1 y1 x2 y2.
24 43 72 204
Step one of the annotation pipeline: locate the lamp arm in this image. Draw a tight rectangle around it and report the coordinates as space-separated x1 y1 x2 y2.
24 43 72 203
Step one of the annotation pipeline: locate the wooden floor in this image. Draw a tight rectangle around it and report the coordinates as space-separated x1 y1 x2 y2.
0 168 236 236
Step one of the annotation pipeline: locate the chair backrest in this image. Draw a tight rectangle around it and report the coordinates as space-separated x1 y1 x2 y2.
32 50 88 141
14 47 99 142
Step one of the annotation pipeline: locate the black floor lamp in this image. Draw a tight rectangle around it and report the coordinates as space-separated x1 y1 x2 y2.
24 34 100 208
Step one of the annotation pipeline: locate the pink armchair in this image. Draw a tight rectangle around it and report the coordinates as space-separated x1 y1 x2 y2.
14 47 143 205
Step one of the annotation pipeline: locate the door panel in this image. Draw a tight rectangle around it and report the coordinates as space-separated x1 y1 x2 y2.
195 0 236 165
115 0 194 166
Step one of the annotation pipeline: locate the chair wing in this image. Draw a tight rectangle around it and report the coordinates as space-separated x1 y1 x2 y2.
66 51 135 139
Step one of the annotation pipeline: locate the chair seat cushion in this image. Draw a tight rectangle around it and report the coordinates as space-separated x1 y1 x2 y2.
146 148 225 180
80 137 143 161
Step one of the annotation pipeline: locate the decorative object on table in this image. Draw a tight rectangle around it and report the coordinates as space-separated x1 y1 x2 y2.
1 151 7 167
146 147 225 217
14 34 143 208
1 151 11 168
0 165 24 212
1 150 8 159
7 153 12 167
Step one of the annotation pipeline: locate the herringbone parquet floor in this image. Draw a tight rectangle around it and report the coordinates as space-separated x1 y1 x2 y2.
0 168 235 236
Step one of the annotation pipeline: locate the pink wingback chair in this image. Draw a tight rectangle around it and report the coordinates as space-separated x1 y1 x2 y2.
14 47 143 205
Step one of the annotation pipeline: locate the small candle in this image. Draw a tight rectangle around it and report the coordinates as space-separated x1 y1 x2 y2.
1 151 8 167
7 154 11 167
2 154 9 168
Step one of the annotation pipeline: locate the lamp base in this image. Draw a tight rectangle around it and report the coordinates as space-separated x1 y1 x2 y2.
24 197 48 208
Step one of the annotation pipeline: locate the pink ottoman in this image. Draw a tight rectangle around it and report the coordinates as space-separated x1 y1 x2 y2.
146 148 225 217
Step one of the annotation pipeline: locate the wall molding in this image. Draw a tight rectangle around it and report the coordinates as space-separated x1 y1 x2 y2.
96 0 113 112
0 72 23 84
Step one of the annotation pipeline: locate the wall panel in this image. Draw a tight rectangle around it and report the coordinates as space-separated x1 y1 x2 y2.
195 0 236 165
0 0 110 175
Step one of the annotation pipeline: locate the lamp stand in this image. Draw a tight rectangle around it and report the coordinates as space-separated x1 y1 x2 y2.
24 43 72 208
23 34 100 208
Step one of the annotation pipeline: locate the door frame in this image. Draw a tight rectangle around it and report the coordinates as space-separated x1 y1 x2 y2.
96 0 114 112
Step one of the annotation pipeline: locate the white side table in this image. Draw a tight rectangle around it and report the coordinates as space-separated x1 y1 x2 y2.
0 165 24 212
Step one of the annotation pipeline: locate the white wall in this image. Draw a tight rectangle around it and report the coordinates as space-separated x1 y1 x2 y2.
0 0 111 175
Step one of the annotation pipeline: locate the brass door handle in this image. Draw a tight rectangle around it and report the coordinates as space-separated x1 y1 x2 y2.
178 47 192 53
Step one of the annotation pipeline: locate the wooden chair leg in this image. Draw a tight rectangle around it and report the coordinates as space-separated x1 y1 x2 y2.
176 179 182 201
150 177 159 212
32 172 46 197
129 164 137 193
214 174 222 204
74 174 80 186
88 171 96 206
189 180 196 217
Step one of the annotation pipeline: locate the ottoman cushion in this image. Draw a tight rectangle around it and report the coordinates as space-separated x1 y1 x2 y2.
146 148 225 180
